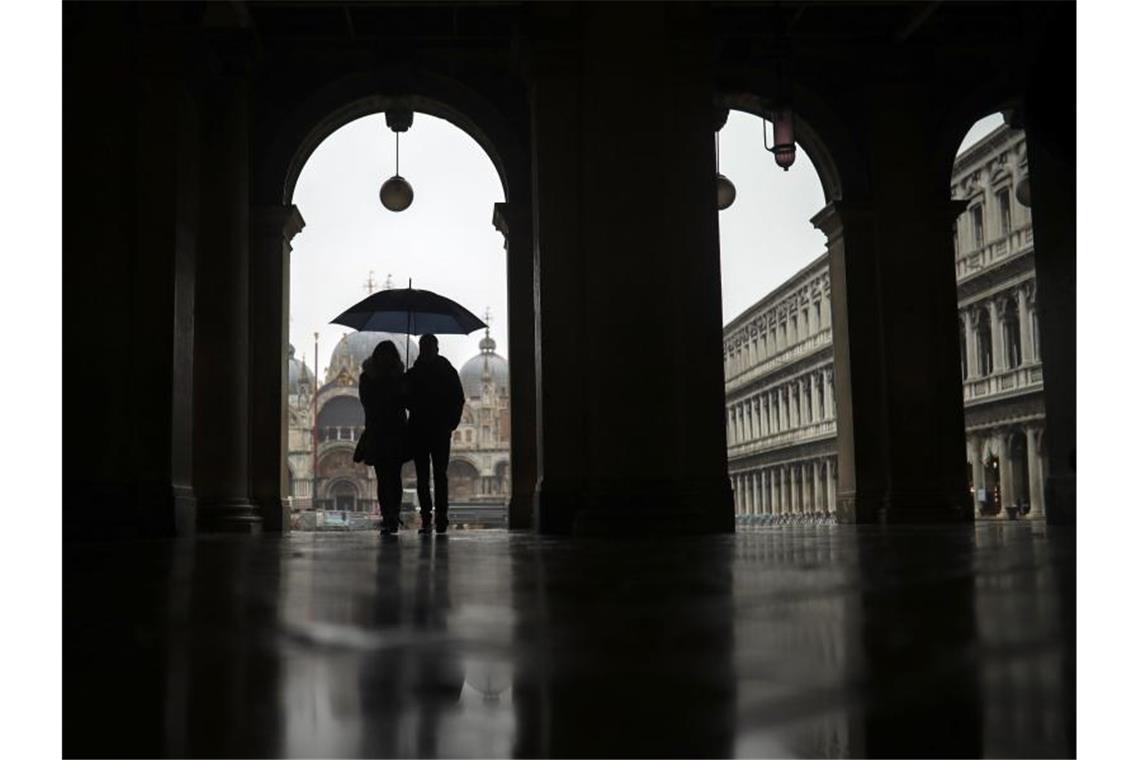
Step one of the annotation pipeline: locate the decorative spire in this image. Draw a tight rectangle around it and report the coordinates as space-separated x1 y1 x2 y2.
479 307 496 354
364 270 378 294
383 273 394 291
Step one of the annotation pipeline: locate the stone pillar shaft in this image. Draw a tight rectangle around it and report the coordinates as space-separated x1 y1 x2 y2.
194 73 260 533
528 1 737 535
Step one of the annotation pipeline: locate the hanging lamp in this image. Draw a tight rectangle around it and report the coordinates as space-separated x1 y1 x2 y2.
716 129 736 210
379 108 414 212
764 105 796 171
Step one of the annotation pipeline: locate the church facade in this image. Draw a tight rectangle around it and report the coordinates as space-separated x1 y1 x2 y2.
286 327 510 526
725 122 1046 523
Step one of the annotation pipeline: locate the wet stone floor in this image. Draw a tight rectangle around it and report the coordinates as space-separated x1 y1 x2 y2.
64 523 1074 758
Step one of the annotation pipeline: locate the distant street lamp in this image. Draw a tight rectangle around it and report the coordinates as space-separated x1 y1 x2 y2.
764 106 797 171
714 118 735 210
380 109 415 212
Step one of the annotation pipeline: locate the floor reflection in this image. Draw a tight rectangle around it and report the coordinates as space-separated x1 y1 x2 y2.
64 523 1074 758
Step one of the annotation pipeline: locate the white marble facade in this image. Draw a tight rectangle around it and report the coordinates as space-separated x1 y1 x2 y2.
725 122 1046 523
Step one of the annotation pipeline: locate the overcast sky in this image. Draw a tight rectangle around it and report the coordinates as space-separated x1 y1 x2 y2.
290 110 1004 378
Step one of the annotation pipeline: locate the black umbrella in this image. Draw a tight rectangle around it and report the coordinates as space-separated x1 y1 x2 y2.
331 280 487 361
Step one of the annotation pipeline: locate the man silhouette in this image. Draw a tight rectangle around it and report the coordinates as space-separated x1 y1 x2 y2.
405 334 466 534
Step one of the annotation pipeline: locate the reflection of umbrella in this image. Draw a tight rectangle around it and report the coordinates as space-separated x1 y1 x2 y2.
331 280 487 359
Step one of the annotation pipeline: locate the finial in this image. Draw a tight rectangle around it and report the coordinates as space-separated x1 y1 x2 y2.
384 273 394 290
364 270 378 294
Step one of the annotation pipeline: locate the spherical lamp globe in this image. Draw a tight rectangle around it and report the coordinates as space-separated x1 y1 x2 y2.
716 173 736 210
379 175 414 212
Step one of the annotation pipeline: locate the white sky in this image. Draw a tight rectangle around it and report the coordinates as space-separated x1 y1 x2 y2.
290 114 507 378
290 110 1006 377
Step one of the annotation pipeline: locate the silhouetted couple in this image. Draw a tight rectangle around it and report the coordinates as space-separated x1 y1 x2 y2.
358 334 465 536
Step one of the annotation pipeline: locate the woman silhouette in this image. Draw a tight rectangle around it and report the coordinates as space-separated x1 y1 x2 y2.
358 340 408 534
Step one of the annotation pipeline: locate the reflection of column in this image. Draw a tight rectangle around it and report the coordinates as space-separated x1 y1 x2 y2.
970 436 986 517
1026 426 1044 518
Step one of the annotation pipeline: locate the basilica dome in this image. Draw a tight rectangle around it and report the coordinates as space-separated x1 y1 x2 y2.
460 333 509 398
287 344 313 394
327 330 419 376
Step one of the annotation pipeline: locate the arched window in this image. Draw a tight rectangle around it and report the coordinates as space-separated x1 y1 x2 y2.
977 308 993 376
1003 299 1022 368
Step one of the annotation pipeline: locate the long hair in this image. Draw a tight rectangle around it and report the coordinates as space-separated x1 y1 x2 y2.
371 340 404 379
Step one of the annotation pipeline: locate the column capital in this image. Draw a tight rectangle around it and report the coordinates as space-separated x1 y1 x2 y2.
492 201 513 249
252 204 306 245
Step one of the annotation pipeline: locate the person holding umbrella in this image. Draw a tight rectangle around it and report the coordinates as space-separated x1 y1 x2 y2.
358 340 409 535
405 334 466 534
332 280 486 536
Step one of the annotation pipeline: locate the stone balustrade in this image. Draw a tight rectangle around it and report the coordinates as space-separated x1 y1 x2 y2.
964 361 1044 403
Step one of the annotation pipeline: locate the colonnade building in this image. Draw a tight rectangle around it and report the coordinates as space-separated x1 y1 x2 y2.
726 122 1045 523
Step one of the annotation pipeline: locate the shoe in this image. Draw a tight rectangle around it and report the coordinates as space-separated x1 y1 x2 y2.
435 519 449 535
380 517 401 536
418 525 432 535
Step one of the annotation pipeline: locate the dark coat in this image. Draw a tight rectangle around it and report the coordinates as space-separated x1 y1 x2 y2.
406 354 465 438
358 360 408 466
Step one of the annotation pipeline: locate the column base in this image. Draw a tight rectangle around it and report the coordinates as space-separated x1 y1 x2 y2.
836 489 974 524
508 490 536 531
256 496 289 534
197 498 263 534
1045 474 1076 525
535 478 735 536
172 484 197 536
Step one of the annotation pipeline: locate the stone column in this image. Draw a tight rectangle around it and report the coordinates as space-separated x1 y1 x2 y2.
1017 286 1031 367
1026 426 1044 518
782 466 790 514
988 300 1006 373
829 460 839 515
823 370 834 420
813 460 822 513
970 436 986 517
249 205 305 533
812 140 971 524
194 69 260 533
964 311 979 379
125 61 200 537
524 2 729 535
752 471 761 515
492 201 539 530
996 432 1012 514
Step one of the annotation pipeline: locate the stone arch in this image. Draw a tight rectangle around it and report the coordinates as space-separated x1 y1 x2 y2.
255 67 526 208
715 86 865 204
934 80 1025 189
252 63 536 530
449 458 480 502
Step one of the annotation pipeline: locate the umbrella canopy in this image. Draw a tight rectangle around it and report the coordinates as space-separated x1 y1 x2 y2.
331 285 487 336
